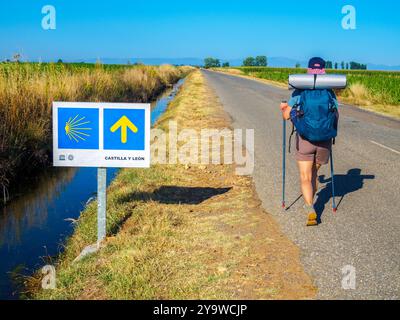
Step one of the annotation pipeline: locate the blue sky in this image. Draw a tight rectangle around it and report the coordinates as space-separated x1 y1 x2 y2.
1 0 400 65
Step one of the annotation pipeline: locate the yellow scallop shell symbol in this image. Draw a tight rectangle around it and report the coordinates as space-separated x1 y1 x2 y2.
64 114 92 142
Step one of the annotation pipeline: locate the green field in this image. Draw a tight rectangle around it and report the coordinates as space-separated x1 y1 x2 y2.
235 67 400 106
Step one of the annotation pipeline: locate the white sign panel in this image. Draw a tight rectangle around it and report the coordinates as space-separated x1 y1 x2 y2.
53 102 150 168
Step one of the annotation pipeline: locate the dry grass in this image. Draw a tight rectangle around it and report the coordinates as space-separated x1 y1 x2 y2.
339 83 400 118
211 68 288 89
0 63 189 199
30 70 316 300
340 83 373 106
211 67 243 75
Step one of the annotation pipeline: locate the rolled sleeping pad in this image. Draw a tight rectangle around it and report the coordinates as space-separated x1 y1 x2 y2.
288 74 347 90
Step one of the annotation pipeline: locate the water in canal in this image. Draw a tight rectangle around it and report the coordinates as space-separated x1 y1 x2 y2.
0 79 185 299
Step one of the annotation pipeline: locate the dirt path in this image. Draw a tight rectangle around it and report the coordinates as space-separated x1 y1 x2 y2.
33 70 316 300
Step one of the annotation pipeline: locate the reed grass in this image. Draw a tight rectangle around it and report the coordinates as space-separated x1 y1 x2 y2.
0 62 190 201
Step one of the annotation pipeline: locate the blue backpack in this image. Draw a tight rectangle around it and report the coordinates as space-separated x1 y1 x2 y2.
290 89 338 142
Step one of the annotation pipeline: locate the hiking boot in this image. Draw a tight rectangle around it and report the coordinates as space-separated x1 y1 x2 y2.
306 211 318 226
304 204 318 226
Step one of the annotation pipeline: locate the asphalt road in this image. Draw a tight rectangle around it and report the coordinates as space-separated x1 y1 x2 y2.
202 69 400 299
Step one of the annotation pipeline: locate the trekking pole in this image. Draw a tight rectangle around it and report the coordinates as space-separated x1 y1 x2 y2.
282 100 287 208
330 149 337 213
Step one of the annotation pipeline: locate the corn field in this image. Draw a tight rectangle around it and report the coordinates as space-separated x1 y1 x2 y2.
236 67 400 106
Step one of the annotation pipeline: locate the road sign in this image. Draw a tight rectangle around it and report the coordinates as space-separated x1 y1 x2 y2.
53 102 150 168
104 108 145 150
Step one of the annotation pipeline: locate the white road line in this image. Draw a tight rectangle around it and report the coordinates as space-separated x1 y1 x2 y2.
369 140 400 155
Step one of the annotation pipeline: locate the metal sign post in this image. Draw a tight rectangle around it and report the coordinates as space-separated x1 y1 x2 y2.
53 102 150 260
97 167 107 244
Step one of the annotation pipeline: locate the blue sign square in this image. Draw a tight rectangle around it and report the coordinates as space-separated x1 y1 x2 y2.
58 108 99 149
104 108 145 150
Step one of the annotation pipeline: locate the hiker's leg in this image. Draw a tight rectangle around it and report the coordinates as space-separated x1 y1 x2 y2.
297 160 315 206
312 163 322 196
313 140 332 196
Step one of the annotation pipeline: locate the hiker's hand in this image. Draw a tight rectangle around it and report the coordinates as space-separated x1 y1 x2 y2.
280 103 291 120
280 102 288 111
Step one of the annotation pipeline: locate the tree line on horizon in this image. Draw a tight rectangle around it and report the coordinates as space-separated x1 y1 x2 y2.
322 60 367 70
204 56 268 68
204 56 367 70
5 53 367 71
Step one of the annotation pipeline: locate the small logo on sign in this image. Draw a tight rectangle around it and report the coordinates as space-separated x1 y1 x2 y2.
59 155 66 161
68 155 74 161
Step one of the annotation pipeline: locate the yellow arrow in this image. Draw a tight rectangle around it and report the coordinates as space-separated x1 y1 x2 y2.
110 115 138 143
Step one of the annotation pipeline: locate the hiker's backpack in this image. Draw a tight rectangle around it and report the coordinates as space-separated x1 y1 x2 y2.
290 89 339 142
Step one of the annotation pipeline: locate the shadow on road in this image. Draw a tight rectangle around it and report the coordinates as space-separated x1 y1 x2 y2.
315 168 375 222
116 186 232 205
